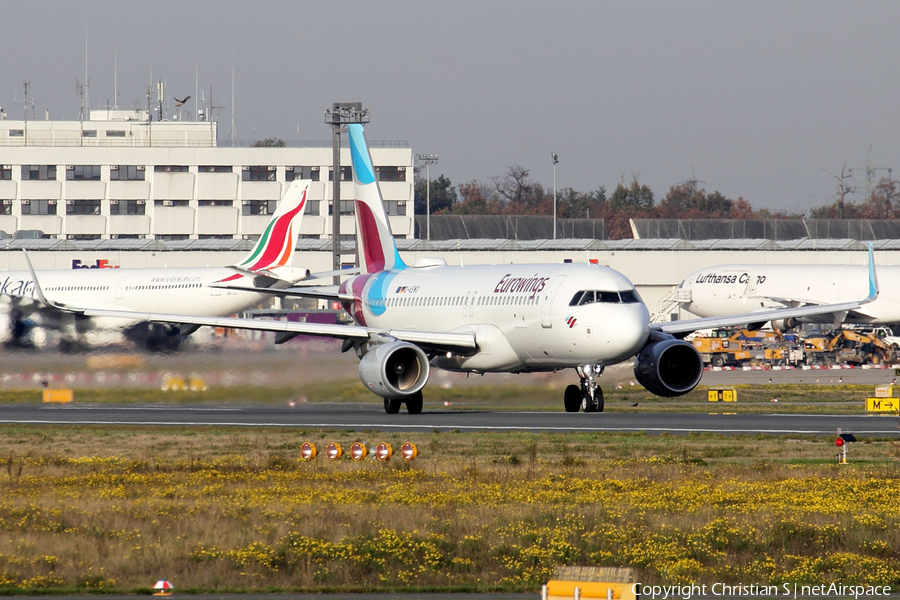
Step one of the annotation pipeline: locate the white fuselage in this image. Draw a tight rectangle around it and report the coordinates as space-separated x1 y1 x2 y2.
0 267 267 327
343 262 651 372
679 264 900 324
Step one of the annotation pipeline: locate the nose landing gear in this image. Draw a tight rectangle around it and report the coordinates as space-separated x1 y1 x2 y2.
564 364 605 413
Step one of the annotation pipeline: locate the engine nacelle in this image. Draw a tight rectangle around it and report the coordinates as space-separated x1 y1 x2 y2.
771 317 799 332
633 338 703 397
358 341 430 400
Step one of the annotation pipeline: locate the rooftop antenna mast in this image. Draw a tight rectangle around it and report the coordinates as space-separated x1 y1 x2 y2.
113 45 119 110
79 27 91 120
227 60 239 146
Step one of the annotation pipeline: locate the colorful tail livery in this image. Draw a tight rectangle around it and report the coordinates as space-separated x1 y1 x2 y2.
231 179 310 278
348 123 407 274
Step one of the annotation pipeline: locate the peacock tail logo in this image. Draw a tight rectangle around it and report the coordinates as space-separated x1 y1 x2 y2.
238 189 306 271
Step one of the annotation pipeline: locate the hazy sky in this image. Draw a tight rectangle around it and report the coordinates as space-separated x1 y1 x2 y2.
2 1 899 214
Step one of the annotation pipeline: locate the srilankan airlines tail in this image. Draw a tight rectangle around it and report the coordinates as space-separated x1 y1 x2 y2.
229 179 311 282
348 123 407 274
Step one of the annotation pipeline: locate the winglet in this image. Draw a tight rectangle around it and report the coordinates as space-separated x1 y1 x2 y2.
865 241 879 304
22 250 54 309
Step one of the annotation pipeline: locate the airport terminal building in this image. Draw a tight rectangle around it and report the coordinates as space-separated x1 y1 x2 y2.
0 110 414 241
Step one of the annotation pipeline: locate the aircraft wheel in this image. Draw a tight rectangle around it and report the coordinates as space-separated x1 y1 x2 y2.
384 398 402 414
564 385 581 412
405 392 423 415
581 389 596 413
595 387 605 413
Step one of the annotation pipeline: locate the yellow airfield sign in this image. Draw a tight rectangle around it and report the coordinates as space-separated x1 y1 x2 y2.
866 397 900 412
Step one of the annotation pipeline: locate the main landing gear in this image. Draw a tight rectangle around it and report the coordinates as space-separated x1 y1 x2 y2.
383 391 424 415
564 363 604 413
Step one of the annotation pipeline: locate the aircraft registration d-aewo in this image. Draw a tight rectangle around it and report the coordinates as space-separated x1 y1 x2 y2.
32 125 879 413
7 180 314 350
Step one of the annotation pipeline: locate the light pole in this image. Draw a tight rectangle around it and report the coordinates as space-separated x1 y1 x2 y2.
325 103 369 285
551 153 559 239
416 153 438 240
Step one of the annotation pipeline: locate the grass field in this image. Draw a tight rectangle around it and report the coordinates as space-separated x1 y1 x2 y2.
0 382 890 413
1 423 900 594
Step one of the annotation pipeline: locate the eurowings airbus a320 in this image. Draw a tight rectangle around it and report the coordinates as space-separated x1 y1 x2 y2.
33 125 878 412
7 180 314 350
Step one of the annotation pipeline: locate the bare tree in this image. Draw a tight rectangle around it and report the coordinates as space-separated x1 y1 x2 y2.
823 161 856 219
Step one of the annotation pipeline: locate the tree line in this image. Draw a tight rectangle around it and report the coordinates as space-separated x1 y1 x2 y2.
414 165 900 240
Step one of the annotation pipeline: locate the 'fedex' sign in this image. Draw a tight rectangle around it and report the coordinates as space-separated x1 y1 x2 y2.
72 259 119 269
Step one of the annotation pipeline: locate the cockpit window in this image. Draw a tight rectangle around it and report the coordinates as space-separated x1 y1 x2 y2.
570 290 634 305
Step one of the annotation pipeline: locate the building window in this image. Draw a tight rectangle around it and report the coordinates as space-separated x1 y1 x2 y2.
306 200 320 216
110 200 146 215
286 166 320 182
198 234 234 239
377 166 406 182
328 166 352 182
106 130 126 137
111 234 141 239
0 200 10 215
8 130 23 137
82 130 97 138
198 200 234 207
154 165 189 173
67 234 100 240
110 165 145 181
154 200 190 207
384 201 407 216
242 166 277 181
66 200 102 215
242 200 277 215
199 165 233 173
156 234 189 240
21 200 57 215
66 165 102 181
329 200 355 215
0 165 10 180
21 165 57 180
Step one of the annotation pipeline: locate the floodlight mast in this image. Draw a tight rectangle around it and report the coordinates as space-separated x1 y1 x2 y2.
416 153 439 241
551 153 559 240
325 103 370 285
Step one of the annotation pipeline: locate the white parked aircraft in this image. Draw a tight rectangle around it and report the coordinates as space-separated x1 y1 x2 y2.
35 125 878 412
677 258 894 330
4 180 313 350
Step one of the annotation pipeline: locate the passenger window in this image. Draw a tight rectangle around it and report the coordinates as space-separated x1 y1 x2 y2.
597 291 620 303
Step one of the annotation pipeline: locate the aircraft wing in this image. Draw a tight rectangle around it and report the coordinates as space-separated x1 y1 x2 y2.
208 282 354 302
77 307 477 353
658 243 879 336
653 300 866 335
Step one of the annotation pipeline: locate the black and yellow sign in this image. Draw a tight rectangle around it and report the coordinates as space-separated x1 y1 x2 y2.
708 389 737 402
866 397 899 412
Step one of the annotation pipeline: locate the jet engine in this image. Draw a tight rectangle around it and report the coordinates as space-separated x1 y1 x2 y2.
771 317 800 332
358 341 430 400
633 337 703 397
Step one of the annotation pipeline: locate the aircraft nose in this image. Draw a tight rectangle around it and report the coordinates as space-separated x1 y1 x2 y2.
603 303 650 362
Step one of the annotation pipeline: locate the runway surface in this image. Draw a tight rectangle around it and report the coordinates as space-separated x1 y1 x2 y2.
2 402 899 437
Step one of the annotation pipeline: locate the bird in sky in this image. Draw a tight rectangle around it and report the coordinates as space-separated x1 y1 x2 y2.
174 96 191 107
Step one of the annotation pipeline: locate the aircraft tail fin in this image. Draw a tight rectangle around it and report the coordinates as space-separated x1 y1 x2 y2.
233 179 310 273
348 123 406 274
